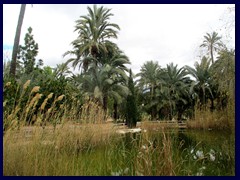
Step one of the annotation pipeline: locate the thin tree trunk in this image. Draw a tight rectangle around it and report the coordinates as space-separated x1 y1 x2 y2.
202 87 206 110
210 46 214 64
10 4 26 79
210 98 214 112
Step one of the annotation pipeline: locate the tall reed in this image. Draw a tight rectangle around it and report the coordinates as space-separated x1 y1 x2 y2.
187 107 234 131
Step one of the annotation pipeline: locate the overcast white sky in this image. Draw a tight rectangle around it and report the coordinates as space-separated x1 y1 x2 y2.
3 4 235 75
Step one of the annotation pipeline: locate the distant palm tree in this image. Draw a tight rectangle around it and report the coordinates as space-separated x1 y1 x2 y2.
200 31 223 64
137 60 161 119
137 61 161 97
10 4 26 79
53 63 72 78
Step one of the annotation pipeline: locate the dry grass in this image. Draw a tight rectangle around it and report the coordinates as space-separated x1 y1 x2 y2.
134 128 176 176
3 121 179 176
187 106 235 131
3 122 118 176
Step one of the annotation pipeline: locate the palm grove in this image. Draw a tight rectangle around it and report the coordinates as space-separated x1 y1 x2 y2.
4 5 235 131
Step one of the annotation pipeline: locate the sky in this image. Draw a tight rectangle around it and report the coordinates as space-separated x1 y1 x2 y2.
3 4 235 75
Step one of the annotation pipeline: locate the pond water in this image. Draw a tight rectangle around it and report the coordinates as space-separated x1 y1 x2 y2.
174 130 234 175
115 129 235 176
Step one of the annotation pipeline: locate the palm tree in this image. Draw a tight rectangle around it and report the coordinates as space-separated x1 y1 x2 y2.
161 63 189 120
79 48 130 118
53 63 72 78
136 60 161 119
200 31 223 64
64 5 120 72
185 56 213 110
10 4 26 79
82 64 129 119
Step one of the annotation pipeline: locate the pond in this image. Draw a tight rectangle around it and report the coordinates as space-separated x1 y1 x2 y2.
107 129 235 176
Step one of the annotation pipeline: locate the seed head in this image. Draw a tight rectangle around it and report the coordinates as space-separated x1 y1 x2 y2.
31 86 40 94
47 93 54 99
57 95 65 101
36 93 43 100
23 80 31 90
47 108 52 114
40 98 48 110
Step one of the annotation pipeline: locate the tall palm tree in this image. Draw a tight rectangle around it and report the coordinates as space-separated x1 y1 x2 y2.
10 4 26 79
64 5 120 72
200 31 223 64
185 56 213 110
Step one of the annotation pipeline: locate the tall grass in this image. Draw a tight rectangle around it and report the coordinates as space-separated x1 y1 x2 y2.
187 105 235 131
4 124 180 176
3 122 117 176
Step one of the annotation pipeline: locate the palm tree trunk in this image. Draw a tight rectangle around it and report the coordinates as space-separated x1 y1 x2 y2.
210 46 214 64
203 88 206 110
210 98 214 112
10 4 26 79
151 84 157 119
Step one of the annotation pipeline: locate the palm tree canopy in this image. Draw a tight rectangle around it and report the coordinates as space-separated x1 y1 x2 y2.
74 5 119 56
64 5 120 72
136 60 161 90
200 31 223 63
185 56 211 85
185 56 213 103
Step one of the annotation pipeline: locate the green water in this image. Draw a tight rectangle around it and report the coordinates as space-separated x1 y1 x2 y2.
27 129 234 176
107 129 235 176
173 130 235 175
